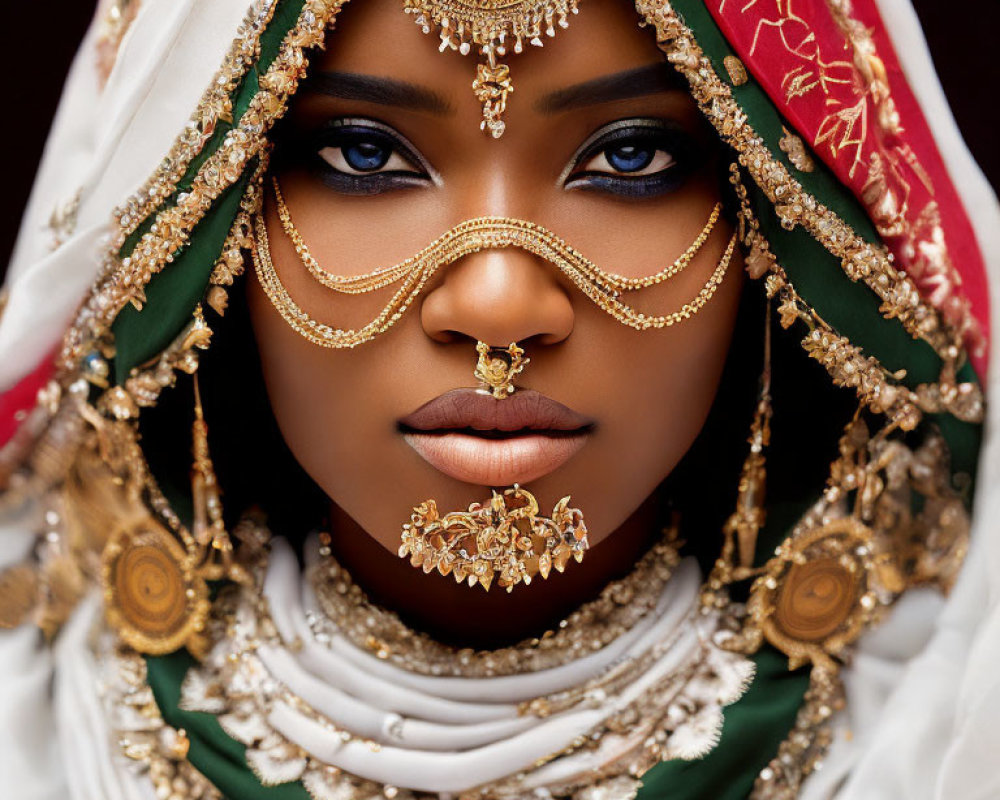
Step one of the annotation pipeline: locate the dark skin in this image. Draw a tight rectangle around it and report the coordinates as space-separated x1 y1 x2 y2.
246 0 744 648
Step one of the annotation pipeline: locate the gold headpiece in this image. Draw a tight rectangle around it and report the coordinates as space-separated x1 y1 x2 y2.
402 0 581 136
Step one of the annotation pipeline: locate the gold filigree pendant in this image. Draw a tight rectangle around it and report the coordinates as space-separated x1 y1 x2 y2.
402 0 581 136
398 485 589 591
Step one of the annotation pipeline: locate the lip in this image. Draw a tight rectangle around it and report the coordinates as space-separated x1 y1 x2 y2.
399 389 594 486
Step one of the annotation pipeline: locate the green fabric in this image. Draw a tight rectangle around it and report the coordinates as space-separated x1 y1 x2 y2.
147 647 806 800
113 168 253 383
638 649 809 800
668 0 981 489
668 0 942 386
146 653 311 800
112 0 308 379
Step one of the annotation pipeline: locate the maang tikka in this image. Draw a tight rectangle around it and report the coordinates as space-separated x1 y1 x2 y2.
401 0 581 137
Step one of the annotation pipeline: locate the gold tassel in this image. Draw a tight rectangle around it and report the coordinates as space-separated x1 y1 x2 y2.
190 368 250 585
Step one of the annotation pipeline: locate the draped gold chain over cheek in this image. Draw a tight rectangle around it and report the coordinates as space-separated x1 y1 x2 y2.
253 177 736 349
273 176 723 294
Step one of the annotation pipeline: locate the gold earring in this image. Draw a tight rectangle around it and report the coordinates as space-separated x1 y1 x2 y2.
703 296 773 608
474 341 529 398
190 369 250 586
731 297 773 571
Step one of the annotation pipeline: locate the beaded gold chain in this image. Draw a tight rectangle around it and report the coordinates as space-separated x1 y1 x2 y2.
252 184 736 349
273 176 722 294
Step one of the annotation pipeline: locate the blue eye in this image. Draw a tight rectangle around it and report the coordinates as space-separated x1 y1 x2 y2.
342 140 392 172
320 129 418 177
604 144 655 173
296 118 435 196
565 119 703 199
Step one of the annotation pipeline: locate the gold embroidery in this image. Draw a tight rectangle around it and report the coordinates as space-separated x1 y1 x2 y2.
778 126 816 172
723 54 749 85
59 0 347 373
635 0 959 360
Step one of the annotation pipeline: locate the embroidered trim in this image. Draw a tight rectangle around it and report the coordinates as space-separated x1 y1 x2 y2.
633 0 962 361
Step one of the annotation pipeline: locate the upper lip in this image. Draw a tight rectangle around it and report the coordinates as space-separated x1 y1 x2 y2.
398 388 594 434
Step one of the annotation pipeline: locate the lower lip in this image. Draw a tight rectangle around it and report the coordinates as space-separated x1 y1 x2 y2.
402 431 588 486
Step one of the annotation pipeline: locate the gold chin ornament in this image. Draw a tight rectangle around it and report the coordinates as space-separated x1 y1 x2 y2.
474 340 529 398
398 484 589 591
401 0 581 137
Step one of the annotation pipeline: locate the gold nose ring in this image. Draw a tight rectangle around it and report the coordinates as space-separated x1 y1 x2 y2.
474 341 529 399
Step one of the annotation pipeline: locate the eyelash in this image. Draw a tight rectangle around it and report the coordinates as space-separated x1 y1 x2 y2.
304 119 435 196
562 120 701 199
303 118 698 199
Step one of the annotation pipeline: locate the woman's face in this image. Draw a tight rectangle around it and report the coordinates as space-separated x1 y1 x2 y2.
247 0 743 558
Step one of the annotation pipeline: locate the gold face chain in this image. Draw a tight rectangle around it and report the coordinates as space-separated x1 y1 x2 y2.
273 176 722 295
253 181 735 349
252 213 736 348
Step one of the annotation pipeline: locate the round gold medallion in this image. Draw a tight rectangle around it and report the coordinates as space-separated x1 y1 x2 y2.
749 517 886 669
774 557 857 643
102 522 209 655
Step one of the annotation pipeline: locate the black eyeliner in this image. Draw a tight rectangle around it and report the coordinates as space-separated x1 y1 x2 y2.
275 117 437 196
563 118 705 200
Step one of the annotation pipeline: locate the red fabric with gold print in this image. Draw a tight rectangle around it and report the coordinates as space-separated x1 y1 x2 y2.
707 0 990 376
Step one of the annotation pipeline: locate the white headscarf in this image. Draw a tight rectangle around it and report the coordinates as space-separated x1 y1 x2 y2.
0 3 257 797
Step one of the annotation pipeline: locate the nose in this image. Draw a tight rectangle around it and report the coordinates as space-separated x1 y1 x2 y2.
420 244 575 346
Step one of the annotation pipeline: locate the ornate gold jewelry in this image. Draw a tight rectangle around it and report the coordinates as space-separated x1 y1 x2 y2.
473 340 528 398
398 484 588 591
255 182 734 348
105 649 221 800
102 520 212 657
747 516 884 672
99 309 250 657
723 54 749 87
274 176 721 295
721 298 773 575
190 371 250 586
401 0 580 137
779 126 816 173
181 533 752 800
312 529 680 677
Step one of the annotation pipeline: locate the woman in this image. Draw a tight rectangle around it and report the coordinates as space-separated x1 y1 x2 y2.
0 0 995 798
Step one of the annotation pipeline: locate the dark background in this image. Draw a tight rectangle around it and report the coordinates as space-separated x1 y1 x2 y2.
2 1 998 272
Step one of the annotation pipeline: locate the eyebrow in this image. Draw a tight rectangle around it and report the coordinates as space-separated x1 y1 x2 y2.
536 64 686 113
305 71 454 114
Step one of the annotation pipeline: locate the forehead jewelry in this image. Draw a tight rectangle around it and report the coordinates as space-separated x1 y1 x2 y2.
401 0 581 137
398 484 589 591
256 176 730 349
474 341 529 398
